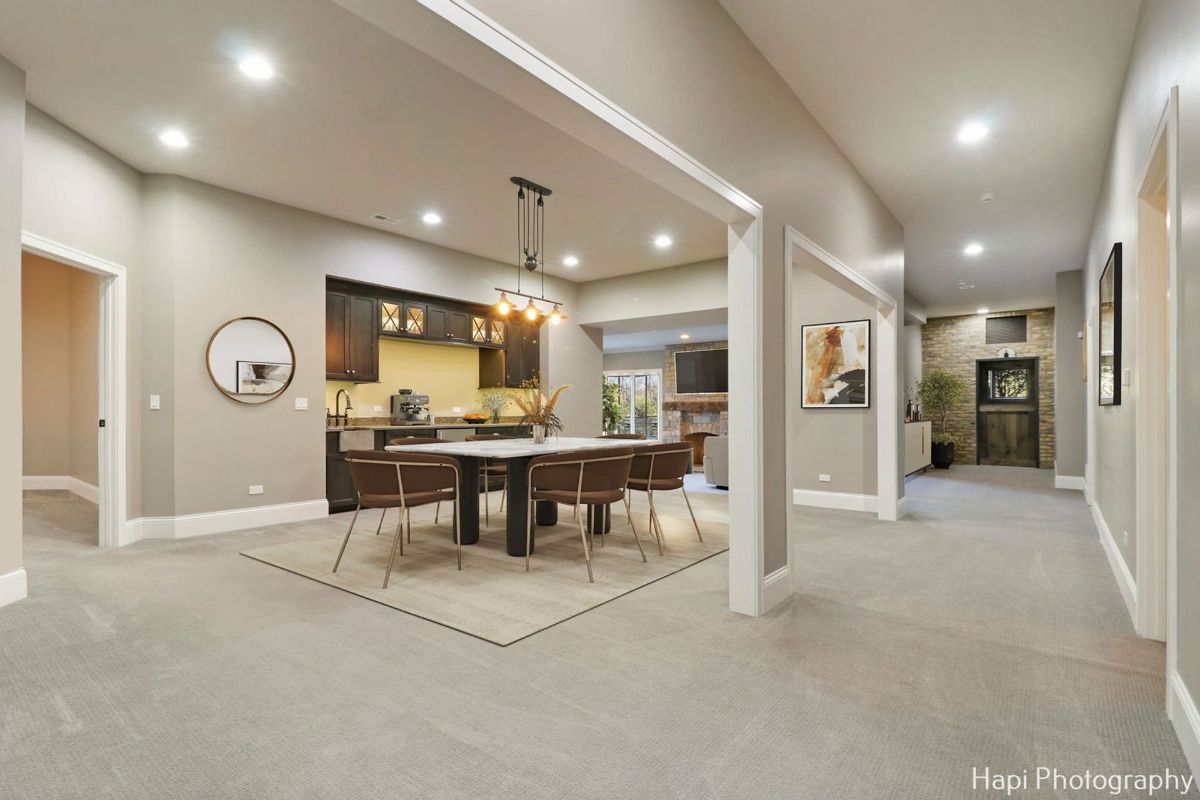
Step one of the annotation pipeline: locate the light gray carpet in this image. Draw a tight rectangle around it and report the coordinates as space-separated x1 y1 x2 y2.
2 471 1195 799
241 492 728 645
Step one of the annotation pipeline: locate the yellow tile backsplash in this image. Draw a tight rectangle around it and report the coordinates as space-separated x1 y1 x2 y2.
325 338 522 419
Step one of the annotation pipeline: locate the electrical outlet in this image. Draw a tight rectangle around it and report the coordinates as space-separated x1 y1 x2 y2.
294 397 308 411
149 394 160 410
818 473 831 483
1122 368 1132 386
374 405 384 413
248 485 263 496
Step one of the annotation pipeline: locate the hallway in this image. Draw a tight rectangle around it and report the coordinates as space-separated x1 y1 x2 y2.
0 468 1191 798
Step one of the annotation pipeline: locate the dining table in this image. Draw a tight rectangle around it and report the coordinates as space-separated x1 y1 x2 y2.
384 436 657 557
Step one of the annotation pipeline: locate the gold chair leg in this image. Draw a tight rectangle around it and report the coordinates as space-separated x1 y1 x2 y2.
332 505 361 572
406 507 412 544
435 501 441 525
455 498 462 570
681 486 703 542
382 508 405 588
623 493 634 528
627 502 647 563
525 498 534 572
575 503 594 583
483 465 490 527
647 491 664 555
375 507 386 535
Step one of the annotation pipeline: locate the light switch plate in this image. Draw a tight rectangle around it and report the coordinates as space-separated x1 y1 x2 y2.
818 473 831 483
248 485 264 495
294 397 308 410
1122 367 1132 386
149 394 160 410
374 405 384 413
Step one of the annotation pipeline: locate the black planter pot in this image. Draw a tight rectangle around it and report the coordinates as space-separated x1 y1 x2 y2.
931 441 955 469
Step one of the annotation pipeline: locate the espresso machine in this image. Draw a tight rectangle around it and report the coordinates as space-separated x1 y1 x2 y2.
389 390 432 425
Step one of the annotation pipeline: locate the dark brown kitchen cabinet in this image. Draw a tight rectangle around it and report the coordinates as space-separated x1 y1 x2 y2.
325 291 378 382
479 320 540 388
426 305 470 344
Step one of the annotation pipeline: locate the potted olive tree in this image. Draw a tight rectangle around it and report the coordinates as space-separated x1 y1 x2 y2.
916 369 967 469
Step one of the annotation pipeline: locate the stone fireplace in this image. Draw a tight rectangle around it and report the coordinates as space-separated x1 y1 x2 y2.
661 341 728 468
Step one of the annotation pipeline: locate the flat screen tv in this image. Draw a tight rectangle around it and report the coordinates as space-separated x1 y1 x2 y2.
674 349 728 394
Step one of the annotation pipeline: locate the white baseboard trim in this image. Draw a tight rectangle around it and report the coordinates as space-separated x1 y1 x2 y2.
0 568 28 609
23 475 99 503
793 488 878 513
126 499 329 542
1055 474 1086 491
762 565 791 612
896 495 909 519
1091 502 1137 624
1168 672 1200 785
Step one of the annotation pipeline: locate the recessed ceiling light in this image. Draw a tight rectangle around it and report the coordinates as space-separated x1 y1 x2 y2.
957 282 976 290
654 234 673 249
977 307 989 314
963 242 984 257
562 255 579 267
680 333 690 340
978 191 995 203
957 120 989 144
159 129 190 149
237 54 275 82
421 211 442 225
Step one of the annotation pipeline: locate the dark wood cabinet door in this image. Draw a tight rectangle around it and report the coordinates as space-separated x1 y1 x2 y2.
326 291 350 379
446 310 470 342
347 295 378 382
520 325 540 383
426 306 447 341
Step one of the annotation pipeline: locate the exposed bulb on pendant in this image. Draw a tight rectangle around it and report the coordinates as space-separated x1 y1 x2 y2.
523 299 540 321
549 305 564 325
496 292 511 316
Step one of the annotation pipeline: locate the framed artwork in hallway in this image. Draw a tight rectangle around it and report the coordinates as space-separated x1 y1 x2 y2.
1098 242 1122 406
801 319 870 408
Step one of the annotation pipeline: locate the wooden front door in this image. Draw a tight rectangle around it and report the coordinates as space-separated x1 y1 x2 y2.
976 358 1039 467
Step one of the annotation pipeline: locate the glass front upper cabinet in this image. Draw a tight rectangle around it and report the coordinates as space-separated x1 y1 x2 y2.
380 301 402 334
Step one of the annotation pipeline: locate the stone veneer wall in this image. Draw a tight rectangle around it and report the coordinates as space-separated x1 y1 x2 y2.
921 309 1056 468
661 340 729 443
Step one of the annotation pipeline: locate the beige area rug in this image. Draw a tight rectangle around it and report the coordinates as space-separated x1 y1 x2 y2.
242 492 728 645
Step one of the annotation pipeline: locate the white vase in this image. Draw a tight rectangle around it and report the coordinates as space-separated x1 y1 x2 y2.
532 423 547 444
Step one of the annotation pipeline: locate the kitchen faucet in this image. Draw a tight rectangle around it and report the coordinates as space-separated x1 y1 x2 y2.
330 389 353 427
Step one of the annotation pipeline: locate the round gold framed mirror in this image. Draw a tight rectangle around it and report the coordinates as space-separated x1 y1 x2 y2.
205 317 295 404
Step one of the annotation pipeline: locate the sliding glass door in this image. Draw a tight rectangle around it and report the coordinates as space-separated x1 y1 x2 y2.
603 371 661 438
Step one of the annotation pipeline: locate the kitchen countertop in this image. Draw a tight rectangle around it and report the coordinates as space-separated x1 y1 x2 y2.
326 422 524 433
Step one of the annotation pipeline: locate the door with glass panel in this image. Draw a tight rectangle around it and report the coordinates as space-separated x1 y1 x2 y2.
975 357 1039 467
603 372 660 438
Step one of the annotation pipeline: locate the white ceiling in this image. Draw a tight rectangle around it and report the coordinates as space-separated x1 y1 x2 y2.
0 0 726 281
720 0 1141 316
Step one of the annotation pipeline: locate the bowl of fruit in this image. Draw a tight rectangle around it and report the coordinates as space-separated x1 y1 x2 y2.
462 412 490 424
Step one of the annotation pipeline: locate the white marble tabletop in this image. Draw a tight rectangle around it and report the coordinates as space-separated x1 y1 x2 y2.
384 436 657 459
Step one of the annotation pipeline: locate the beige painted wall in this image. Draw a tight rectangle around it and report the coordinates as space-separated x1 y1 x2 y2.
1084 0 1200 712
577 259 726 325
21 254 99 485
473 0 906 573
0 57 24 580
1054 270 1086 478
603 350 665 372
792 259 877 495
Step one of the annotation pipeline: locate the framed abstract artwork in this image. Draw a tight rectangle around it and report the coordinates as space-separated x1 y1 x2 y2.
1098 242 1122 406
801 318 870 408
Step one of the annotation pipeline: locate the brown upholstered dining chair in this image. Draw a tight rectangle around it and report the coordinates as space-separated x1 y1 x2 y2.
625 442 701 555
524 447 642 582
465 433 515 526
333 449 461 588
385 436 445 527
598 432 646 440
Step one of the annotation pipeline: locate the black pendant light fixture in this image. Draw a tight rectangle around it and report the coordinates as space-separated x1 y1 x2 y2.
495 176 567 325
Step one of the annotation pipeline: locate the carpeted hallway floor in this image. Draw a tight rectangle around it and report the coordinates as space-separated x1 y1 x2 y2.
1 469 1194 799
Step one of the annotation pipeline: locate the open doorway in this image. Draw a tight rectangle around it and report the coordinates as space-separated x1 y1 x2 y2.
21 253 101 547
